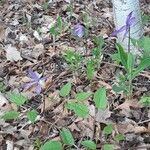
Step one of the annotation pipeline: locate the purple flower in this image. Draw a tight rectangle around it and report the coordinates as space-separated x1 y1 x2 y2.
111 11 136 40
24 68 47 95
73 23 85 37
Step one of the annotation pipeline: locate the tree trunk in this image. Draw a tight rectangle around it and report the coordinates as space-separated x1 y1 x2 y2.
112 0 143 55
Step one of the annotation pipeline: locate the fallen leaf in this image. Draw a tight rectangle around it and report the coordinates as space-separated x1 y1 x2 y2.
5 45 22 62
96 107 112 123
0 92 12 116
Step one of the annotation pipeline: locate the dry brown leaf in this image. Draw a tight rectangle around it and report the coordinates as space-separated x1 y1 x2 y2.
96 107 112 123
5 45 22 62
115 99 141 110
0 92 12 116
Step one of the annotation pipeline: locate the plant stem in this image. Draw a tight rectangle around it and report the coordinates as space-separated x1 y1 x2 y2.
128 27 131 53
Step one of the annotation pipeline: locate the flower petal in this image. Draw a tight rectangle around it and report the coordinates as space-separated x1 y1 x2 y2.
110 25 126 37
27 68 39 81
126 11 133 24
23 82 35 91
73 23 85 37
35 84 42 95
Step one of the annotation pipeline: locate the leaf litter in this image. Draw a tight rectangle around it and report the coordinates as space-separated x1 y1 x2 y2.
0 0 150 149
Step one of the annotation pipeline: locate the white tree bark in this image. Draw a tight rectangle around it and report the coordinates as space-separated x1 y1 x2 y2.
112 0 143 55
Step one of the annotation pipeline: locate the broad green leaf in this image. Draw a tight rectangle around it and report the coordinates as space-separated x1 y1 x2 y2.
27 109 38 123
60 128 74 146
114 134 125 142
2 111 19 120
66 102 89 118
112 84 124 93
116 43 128 71
103 144 114 150
127 53 135 75
40 141 62 150
76 92 92 101
86 60 95 80
81 140 96 150
8 93 27 106
103 124 113 135
59 82 72 97
131 57 150 79
93 87 107 109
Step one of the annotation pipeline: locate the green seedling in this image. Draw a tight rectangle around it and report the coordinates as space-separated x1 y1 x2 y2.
63 49 82 71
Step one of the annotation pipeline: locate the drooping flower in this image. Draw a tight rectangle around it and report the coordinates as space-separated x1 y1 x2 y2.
24 68 47 95
111 11 136 41
73 23 85 37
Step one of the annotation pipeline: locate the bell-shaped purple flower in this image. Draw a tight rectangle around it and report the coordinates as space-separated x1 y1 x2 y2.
73 23 85 38
111 11 136 41
24 68 47 95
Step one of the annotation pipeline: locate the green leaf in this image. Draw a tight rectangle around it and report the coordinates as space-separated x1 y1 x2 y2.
0 82 6 92
139 96 150 107
86 60 95 80
93 36 104 49
60 128 74 146
111 53 121 63
103 144 114 150
40 141 62 150
2 111 19 120
93 87 107 109
127 53 135 75
76 92 92 101
103 124 113 135
116 43 128 71
66 102 89 118
112 84 124 93
27 109 38 123
132 57 150 79
81 140 96 150
114 134 125 142
59 82 72 97
8 92 27 106
57 16 63 30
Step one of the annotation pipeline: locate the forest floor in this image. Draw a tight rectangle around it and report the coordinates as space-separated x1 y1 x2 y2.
0 0 150 150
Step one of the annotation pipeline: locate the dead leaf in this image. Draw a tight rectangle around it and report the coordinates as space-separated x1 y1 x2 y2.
0 92 12 116
115 99 141 110
5 45 22 62
96 107 112 123
32 43 44 58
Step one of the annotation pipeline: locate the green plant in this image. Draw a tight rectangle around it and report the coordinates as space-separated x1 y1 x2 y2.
86 36 104 80
103 144 114 150
139 96 150 107
0 82 6 93
114 134 125 142
59 82 72 97
27 109 38 123
2 111 19 121
103 124 113 135
112 43 150 98
1 92 39 123
8 92 27 106
40 140 62 150
63 49 82 71
60 128 75 146
81 140 97 150
94 87 108 110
